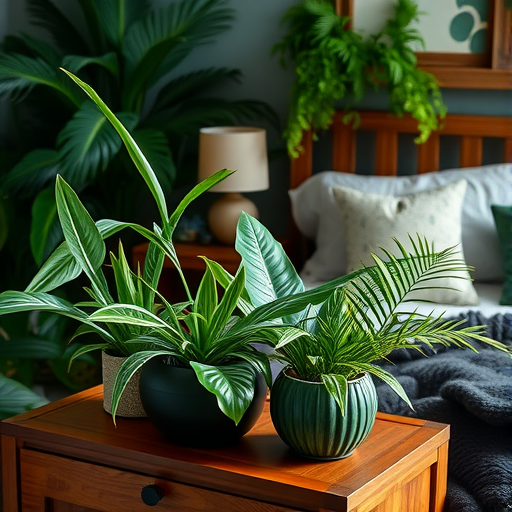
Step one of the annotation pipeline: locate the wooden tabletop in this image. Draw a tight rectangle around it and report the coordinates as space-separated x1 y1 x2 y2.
1 386 449 512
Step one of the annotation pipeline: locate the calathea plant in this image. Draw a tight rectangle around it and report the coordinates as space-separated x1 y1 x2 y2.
274 0 447 157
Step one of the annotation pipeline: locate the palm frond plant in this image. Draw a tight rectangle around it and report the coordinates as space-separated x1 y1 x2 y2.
274 0 447 157
232 214 511 459
0 0 278 269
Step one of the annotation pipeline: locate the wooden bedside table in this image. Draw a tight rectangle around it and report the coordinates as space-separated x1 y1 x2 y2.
1 386 449 512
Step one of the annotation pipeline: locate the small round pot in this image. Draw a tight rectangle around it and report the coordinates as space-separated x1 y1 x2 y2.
139 357 267 447
270 369 377 460
102 351 146 418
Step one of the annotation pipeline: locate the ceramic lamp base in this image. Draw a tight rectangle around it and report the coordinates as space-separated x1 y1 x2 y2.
208 192 259 245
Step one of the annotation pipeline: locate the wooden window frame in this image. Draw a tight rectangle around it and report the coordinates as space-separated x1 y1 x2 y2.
335 0 512 89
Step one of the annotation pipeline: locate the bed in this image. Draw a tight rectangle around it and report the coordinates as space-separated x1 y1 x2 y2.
286 111 512 512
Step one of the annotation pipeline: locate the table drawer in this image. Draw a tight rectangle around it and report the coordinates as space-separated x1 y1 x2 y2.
20 449 297 512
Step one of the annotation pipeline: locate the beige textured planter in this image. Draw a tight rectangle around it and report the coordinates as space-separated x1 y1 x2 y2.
102 351 147 418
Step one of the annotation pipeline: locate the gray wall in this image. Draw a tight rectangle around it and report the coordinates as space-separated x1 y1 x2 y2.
1 0 511 235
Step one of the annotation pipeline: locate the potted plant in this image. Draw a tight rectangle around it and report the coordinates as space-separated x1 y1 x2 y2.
234 214 511 460
0 70 359 438
0 66 241 418
274 0 447 157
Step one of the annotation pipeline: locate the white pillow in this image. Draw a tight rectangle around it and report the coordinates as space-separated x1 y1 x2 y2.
289 164 512 282
332 181 479 306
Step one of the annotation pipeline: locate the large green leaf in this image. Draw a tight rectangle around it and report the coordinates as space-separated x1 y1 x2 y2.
131 128 175 196
25 218 130 294
150 67 242 114
62 53 120 78
190 361 256 425
30 186 60 265
322 374 348 415
141 243 165 310
200 257 253 316
93 0 151 48
237 268 364 328
352 363 413 411
109 242 139 306
192 266 217 343
0 291 87 321
89 304 180 335
55 176 111 303
25 241 81 293
150 98 280 136
57 101 138 187
236 213 305 325
110 350 169 423
0 375 48 420
55 176 105 273
3 149 60 198
61 69 169 224
27 0 91 55
121 0 234 110
15 33 62 68
0 53 82 106
206 266 246 344
167 168 233 233
0 337 63 359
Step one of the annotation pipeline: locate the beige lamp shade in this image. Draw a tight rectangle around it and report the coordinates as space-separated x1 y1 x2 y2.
198 127 269 245
198 127 269 192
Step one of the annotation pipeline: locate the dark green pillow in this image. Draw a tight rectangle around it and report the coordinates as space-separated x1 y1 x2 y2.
491 205 512 305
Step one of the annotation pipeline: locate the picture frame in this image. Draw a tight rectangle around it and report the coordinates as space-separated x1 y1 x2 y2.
335 0 512 89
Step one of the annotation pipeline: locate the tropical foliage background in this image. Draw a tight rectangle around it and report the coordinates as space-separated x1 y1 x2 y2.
0 0 277 280
0 0 277 414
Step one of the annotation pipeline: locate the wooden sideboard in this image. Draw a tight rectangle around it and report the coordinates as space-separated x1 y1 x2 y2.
1 386 449 512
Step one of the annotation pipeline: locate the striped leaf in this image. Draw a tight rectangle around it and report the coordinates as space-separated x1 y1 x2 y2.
190 360 256 425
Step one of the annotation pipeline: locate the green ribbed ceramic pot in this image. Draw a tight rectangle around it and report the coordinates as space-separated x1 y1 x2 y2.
270 369 378 460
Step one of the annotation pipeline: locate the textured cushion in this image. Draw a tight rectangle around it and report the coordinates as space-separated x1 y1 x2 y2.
332 180 479 306
289 164 512 282
491 205 512 305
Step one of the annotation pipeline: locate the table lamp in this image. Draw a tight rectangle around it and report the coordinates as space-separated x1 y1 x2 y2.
198 126 269 244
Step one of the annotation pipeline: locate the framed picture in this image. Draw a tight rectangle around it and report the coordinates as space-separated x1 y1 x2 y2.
335 0 512 89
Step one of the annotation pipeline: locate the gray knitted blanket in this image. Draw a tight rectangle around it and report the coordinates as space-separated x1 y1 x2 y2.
376 312 512 512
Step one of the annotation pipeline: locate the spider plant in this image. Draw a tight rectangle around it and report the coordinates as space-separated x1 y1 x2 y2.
234 215 512 414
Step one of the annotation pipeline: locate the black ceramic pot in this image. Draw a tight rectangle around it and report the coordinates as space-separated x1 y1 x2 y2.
139 357 267 447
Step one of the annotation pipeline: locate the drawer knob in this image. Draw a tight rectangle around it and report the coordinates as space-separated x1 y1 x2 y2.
141 484 164 506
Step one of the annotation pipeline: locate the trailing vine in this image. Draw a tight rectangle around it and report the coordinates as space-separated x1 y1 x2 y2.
274 0 447 158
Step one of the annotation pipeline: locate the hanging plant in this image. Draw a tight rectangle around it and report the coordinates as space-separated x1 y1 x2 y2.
274 0 447 158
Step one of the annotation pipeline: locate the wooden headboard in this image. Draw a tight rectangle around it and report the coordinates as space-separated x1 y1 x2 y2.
290 111 512 188
289 111 512 263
